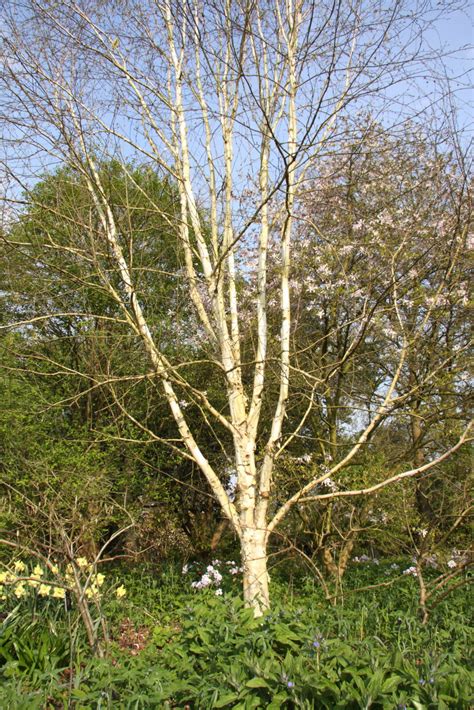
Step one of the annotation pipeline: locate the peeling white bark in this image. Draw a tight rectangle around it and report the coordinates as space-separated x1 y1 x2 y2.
241 526 270 615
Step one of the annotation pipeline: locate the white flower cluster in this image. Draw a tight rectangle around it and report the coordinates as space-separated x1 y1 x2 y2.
447 549 469 568
183 559 243 596
403 566 418 577
381 325 398 340
294 453 312 464
378 210 395 227
321 477 338 492
425 294 450 308
352 554 379 565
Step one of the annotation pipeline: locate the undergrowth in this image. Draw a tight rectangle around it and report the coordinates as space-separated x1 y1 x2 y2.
0 560 472 708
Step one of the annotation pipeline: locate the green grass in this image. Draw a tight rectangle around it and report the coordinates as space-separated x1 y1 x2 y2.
0 560 472 708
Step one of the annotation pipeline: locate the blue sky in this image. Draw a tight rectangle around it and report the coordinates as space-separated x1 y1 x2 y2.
429 5 473 130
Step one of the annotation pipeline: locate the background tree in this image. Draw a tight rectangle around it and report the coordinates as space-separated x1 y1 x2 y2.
271 119 472 584
1 162 224 560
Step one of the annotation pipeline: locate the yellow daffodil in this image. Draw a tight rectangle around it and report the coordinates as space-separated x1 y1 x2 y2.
52 586 65 599
115 585 126 599
95 572 105 587
85 584 100 599
38 583 50 597
50 564 59 575
14 560 26 573
33 564 44 577
76 557 89 569
14 583 26 598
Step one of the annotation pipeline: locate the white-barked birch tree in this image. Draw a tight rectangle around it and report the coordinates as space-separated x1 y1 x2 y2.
1 0 472 613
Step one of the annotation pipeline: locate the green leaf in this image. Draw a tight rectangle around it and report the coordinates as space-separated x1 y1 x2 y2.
197 627 211 644
71 689 90 700
245 677 270 688
367 668 384 696
381 674 401 692
189 643 206 654
267 693 290 709
213 693 240 707
352 674 367 696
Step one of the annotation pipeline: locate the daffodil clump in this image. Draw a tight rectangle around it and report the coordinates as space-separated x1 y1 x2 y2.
0 560 65 601
0 558 126 603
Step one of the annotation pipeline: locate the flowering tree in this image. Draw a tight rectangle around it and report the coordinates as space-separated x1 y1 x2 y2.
272 120 472 582
1 0 472 614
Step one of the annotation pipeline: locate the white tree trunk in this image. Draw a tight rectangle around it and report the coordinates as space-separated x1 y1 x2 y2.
241 526 269 616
